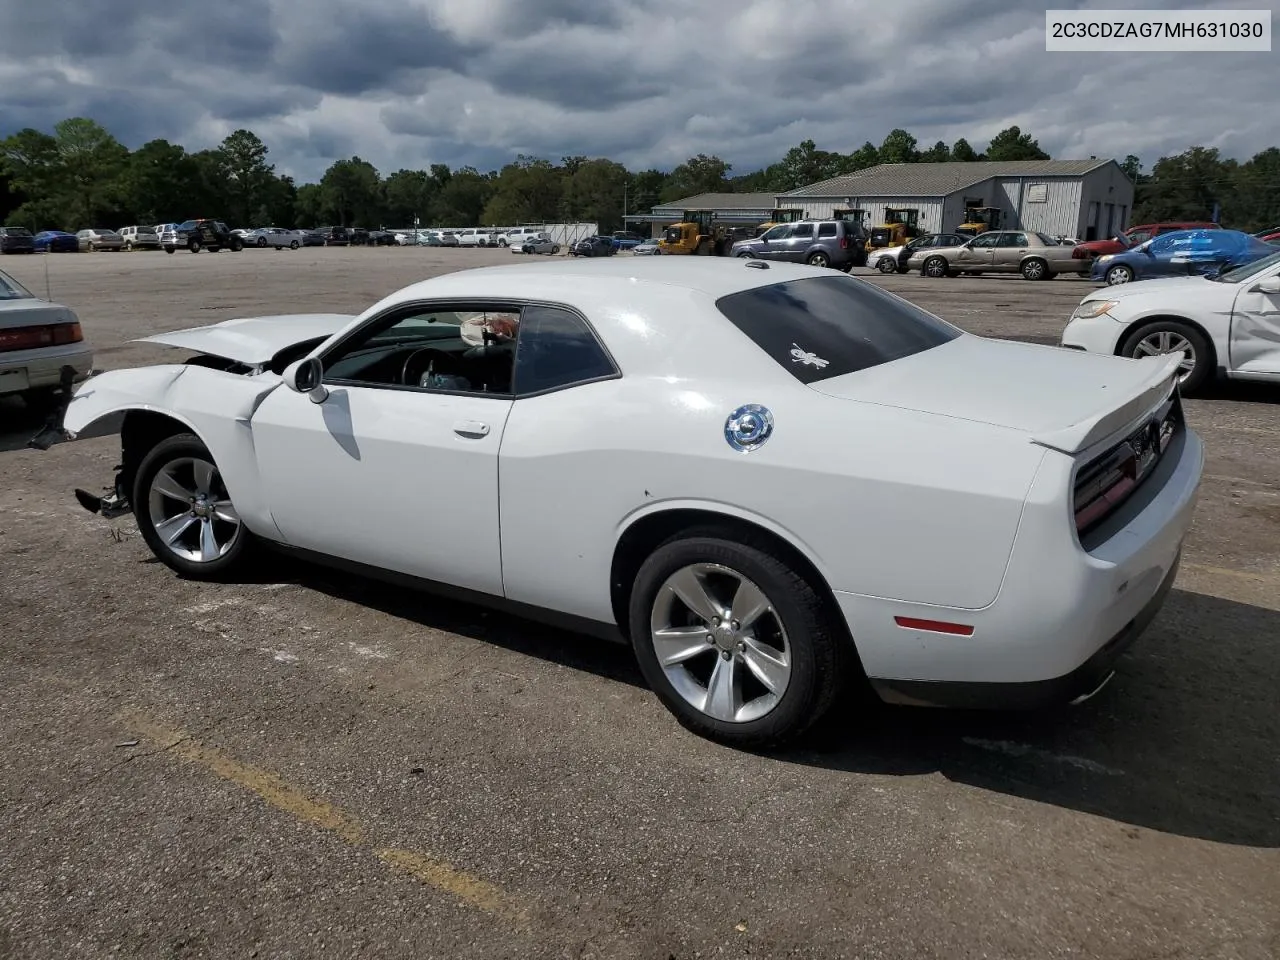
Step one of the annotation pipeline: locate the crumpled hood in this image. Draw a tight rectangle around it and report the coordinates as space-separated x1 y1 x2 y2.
809 334 1181 454
135 313 356 364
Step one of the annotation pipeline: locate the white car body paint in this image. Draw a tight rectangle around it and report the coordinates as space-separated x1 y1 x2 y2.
866 245 904 269
1061 254 1280 381
62 258 1203 700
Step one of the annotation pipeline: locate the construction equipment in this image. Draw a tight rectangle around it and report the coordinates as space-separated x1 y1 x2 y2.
752 208 804 238
866 221 920 251
956 206 1002 237
658 210 736 255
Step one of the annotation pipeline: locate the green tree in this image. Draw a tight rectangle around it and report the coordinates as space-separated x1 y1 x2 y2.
920 140 951 163
1121 154 1143 183
951 138 980 162
773 139 846 191
1133 146 1234 224
628 169 669 211
53 118 129 227
216 129 275 226
878 129 919 165
295 183 325 227
0 128 61 226
480 155 563 225
661 154 730 201
562 158 629 230
434 167 491 226
320 156 383 225
121 139 200 224
383 169 435 226
984 125 1049 161
1230 147 1280 231
847 141 880 170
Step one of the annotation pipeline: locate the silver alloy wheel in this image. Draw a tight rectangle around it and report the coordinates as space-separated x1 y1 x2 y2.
1022 258 1046 280
649 562 792 724
1132 330 1197 380
1106 264 1132 284
808 252 829 267
877 255 897 273
924 257 946 278
147 456 242 563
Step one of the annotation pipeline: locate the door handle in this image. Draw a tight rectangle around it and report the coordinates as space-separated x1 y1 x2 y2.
453 420 490 439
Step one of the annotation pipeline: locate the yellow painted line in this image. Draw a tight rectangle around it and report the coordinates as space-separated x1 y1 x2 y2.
116 710 530 925
1182 562 1280 585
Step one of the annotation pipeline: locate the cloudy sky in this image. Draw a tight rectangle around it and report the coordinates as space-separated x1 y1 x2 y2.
1 0 1275 182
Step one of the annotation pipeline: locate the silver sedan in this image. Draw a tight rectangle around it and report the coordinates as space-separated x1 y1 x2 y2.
250 228 307 250
909 230 1089 280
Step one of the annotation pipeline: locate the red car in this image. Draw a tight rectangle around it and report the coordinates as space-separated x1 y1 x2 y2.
1071 221 1222 261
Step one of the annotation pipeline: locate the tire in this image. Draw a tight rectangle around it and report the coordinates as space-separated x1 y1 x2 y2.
229 238 243 252
257 237 267 247
132 433 253 580
1105 264 1134 285
877 256 897 274
188 239 202 253
552 245 559 254
922 255 948 278
290 240 299 250
165 247 175 255
124 241 134 252
1021 257 1049 281
628 533 847 748
1119 320 1214 394
806 251 830 268
736 250 755 258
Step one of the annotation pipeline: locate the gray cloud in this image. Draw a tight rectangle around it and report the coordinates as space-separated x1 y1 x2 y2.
1 0 1276 183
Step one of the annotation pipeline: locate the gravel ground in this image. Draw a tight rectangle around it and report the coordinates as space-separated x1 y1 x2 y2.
1 247 1277 960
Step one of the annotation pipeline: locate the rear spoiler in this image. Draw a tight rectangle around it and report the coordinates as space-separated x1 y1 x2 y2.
1031 355 1182 456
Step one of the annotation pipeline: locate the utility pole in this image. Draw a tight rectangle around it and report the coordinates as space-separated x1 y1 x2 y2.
623 182 628 231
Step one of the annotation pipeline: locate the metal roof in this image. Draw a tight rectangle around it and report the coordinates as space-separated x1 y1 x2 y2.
651 192 781 212
777 160 1115 199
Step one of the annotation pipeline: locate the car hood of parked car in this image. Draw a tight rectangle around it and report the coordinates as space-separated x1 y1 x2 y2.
1079 275 1214 303
135 313 355 364
809 334 1182 454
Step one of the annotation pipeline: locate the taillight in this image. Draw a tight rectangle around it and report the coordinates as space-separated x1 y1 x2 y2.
1072 247 1087 259
840 237 849 248
0 322 83 353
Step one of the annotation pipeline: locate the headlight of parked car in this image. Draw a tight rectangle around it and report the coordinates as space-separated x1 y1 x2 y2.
1071 299 1119 320
1096 254 1114 263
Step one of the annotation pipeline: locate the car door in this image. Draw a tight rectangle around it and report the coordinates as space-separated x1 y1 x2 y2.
955 232 999 269
781 222 814 262
249 303 518 596
1228 259 1280 375
993 231 1030 271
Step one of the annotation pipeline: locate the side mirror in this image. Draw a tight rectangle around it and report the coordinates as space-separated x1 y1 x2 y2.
1253 275 1280 294
283 356 327 403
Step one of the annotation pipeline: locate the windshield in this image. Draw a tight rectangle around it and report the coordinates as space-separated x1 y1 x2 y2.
715 276 961 384
1212 249 1280 284
0 270 34 300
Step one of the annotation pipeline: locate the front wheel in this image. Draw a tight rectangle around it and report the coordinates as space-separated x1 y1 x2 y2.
876 256 897 274
1119 321 1213 394
290 240 299 249
1106 263 1134 285
922 256 949 278
256 237 267 247
229 238 243 252
165 246 176 255
188 239 202 253
133 434 253 580
629 534 847 747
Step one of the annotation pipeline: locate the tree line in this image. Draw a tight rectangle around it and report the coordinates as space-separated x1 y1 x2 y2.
2 118 1277 235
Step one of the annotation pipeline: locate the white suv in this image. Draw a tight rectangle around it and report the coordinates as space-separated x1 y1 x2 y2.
119 226 160 251
501 226 543 247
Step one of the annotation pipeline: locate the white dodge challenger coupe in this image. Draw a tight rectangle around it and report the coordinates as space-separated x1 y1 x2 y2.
54 258 1203 746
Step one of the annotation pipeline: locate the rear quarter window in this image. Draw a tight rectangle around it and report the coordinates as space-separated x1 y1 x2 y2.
715 276 961 384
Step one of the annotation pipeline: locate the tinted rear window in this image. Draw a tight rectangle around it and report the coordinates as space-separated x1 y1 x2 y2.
715 276 961 384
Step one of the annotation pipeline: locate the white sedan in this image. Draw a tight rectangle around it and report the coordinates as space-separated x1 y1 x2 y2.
1061 248 1280 393
866 245 906 273
510 234 560 255
55 259 1202 746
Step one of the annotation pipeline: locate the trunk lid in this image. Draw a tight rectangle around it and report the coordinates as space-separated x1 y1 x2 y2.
135 313 355 364
809 335 1181 454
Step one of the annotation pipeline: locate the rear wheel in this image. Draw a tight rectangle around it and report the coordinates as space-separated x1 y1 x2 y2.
188 239 202 253
922 255 948 278
290 240 299 249
229 237 243 252
133 434 253 580
806 251 830 268
257 237 267 247
629 534 847 747
1021 257 1049 281
1119 320 1213 394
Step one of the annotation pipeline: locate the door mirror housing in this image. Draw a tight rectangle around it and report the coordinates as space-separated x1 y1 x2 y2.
283 356 327 403
1251 275 1280 294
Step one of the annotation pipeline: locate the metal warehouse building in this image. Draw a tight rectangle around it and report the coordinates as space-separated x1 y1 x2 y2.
624 193 781 238
775 160 1135 241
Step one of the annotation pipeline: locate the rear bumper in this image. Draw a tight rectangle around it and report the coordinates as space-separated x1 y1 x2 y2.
0 345 94 395
869 551 1179 709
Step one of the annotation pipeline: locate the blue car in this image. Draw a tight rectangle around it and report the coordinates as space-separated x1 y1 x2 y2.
1092 228 1274 285
34 230 80 253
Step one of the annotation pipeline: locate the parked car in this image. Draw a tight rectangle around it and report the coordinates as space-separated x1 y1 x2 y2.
33 231 79 253
420 230 459 247
249 228 306 250
731 219 867 270
913 230 1087 280
299 229 326 248
0 267 92 409
632 238 661 256
54 258 1202 747
119 226 161 251
0 227 36 254
868 233 970 274
312 226 349 246
611 231 646 250
500 227 544 248
165 220 243 254
1071 221 1223 262
154 223 180 248
368 230 398 246
1062 248 1280 393
511 232 560 255
77 229 124 252
1090 229 1274 285
569 235 617 257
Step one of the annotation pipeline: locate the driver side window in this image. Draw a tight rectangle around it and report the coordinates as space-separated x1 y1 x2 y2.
970 233 1000 248
321 305 521 395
